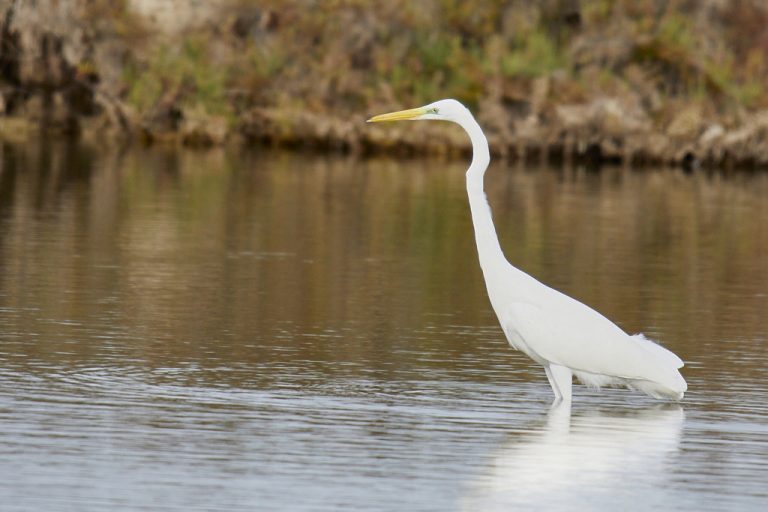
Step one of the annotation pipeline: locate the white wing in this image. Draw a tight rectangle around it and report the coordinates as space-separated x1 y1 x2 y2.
502 286 685 393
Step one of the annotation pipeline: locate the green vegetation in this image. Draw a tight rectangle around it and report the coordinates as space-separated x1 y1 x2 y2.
4 0 768 165
124 38 230 120
112 1 768 128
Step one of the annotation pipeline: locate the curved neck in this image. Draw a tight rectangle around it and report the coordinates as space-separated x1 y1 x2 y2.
457 115 507 272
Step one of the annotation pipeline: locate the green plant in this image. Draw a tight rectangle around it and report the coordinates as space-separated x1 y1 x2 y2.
501 30 565 78
124 37 229 117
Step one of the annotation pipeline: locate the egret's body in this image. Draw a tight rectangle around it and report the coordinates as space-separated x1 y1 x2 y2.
368 99 687 402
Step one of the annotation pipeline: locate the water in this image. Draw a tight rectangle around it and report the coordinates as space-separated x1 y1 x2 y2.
0 140 767 511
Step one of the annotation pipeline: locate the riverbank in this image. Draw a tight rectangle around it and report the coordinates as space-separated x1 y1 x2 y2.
2 0 768 169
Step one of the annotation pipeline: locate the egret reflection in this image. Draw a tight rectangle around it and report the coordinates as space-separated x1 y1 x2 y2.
462 404 684 511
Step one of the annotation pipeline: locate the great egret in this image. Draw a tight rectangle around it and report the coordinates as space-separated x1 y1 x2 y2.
368 99 687 402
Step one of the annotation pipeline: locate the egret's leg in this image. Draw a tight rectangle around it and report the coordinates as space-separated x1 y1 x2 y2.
549 364 573 402
544 366 563 401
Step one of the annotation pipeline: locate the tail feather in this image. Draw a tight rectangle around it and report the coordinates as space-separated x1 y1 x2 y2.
631 333 684 368
561 332 687 401
629 378 685 401
628 333 687 397
573 371 686 400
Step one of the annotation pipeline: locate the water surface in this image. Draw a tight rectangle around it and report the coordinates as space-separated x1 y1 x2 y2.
0 141 767 510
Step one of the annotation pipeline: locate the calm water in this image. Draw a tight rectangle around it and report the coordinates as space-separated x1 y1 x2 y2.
0 140 767 511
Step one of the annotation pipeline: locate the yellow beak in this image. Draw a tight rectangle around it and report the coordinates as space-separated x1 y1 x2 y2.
367 107 426 123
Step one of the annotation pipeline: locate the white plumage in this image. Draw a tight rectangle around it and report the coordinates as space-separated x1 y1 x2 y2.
368 99 687 402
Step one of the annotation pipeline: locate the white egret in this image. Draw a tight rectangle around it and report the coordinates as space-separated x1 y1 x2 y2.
368 99 687 402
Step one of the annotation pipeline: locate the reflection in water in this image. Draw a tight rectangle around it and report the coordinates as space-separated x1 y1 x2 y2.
463 404 685 511
0 139 767 510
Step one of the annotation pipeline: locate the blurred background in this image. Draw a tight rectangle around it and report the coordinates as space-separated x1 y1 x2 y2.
3 0 768 167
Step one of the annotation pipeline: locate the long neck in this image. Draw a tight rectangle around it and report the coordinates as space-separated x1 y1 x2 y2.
458 115 508 272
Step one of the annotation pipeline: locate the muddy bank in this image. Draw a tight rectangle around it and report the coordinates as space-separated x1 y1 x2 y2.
2 0 768 169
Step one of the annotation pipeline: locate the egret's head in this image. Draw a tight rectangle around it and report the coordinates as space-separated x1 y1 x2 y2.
367 99 469 124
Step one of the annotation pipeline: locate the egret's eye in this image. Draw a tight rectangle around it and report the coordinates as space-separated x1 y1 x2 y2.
427 107 439 114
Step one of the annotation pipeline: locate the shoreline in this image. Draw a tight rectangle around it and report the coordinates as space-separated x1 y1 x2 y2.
3 111 767 172
3 1 768 170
